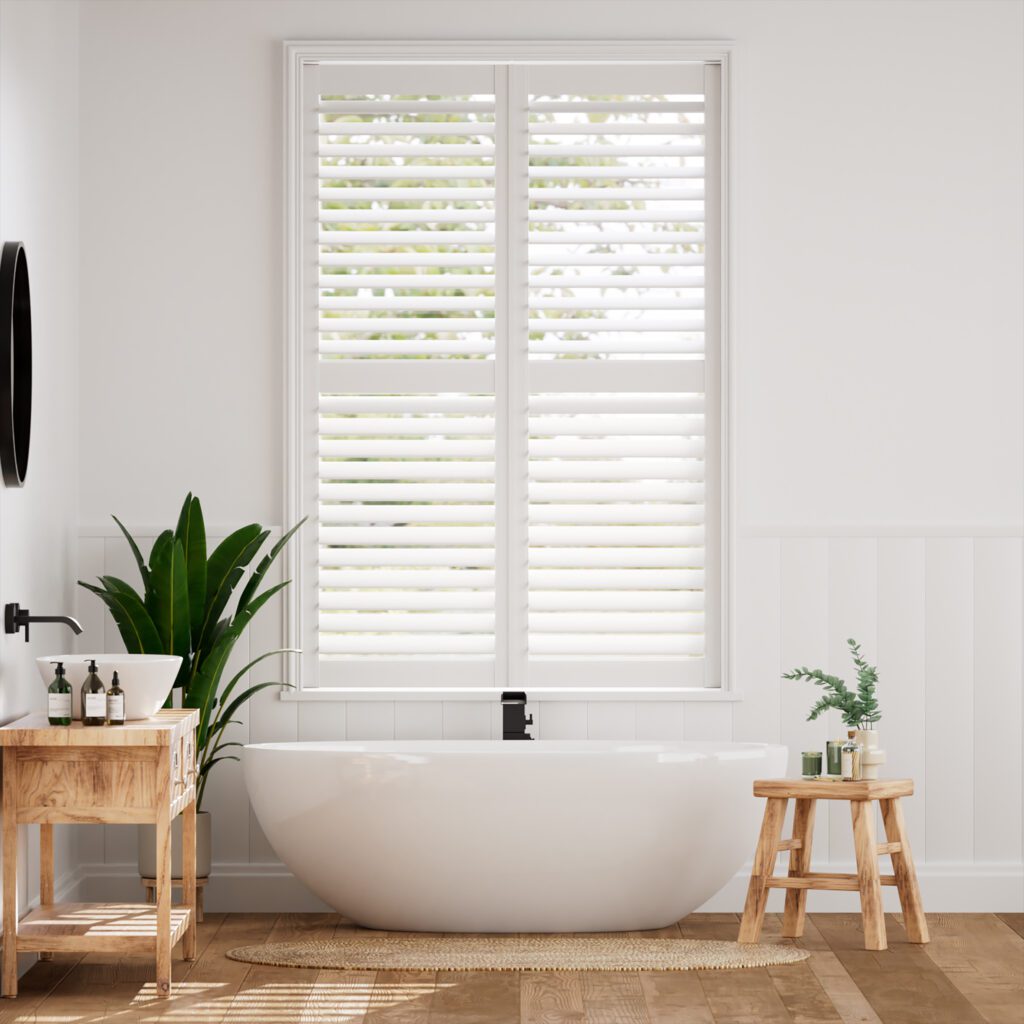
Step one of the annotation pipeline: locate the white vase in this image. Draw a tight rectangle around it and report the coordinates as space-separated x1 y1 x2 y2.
855 728 886 780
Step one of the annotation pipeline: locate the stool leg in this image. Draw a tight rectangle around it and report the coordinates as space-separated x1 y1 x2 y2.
782 798 817 938
739 797 787 943
197 884 204 924
851 799 886 951
880 798 929 944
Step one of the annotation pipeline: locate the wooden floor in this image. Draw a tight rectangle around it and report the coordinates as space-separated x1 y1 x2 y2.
2 911 1021 1023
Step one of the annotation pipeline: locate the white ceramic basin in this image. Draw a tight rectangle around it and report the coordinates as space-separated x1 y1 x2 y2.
36 654 182 720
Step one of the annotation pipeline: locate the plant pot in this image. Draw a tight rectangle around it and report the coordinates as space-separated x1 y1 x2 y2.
138 811 211 880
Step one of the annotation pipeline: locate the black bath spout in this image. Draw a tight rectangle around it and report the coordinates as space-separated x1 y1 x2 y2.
4 603 84 643
501 690 534 740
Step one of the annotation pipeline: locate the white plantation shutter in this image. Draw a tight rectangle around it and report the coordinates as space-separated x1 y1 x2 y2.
294 58 722 690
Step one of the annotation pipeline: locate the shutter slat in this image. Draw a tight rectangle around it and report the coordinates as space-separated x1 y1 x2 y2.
530 590 703 611
320 526 494 546
321 568 495 588
320 612 494 632
321 548 496 567
319 415 494 434
321 635 494 654
322 590 494 610
321 504 495 524
319 460 495 480
528 503 703 525
531 635 702 655
529 612 704 633
320 438 493 457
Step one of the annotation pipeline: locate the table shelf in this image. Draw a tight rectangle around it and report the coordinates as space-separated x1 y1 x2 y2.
16 902 192 955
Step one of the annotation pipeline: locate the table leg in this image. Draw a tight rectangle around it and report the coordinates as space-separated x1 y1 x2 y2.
2 750 19 997
851 799 886 951
880 798 929 944
182 797 197 962
739 796 787 943
38 824 53 961
155 748 172 997
782 798 817 938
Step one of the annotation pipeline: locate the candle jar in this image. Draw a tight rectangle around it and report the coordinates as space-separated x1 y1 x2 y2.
826 739 845 776
801 751 822 778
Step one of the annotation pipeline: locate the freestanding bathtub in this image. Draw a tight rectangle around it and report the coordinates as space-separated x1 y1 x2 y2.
244 739 786 932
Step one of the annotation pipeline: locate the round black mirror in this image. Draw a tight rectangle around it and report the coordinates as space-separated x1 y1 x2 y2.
0 242 32 487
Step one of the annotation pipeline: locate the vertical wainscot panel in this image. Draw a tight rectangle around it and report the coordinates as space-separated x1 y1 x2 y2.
826 538 877 865
973 538 1023 863
587 702 636 740
779 539 831 866
635 701 686 740
877 538 928 855
442 701 491 739
731 537 781 745
395 701 444 739
346 701 396 739
925 538 974 864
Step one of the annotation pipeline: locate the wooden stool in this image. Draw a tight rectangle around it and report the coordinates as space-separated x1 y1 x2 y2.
142 876 207 924
738 778 928 951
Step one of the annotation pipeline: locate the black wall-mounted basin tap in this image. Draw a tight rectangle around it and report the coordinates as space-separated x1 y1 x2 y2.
4 603 83 643
501 690 534 740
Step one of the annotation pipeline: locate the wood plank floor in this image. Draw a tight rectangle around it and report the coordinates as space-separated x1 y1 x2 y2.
1 912 1020 1023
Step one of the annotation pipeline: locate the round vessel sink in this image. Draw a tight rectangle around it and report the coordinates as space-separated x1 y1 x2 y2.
36 654 181 720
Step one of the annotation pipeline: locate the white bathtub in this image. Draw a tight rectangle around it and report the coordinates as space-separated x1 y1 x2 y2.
244 739 786 932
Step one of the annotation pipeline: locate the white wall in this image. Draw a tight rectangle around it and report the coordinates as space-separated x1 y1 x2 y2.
0 0 82 955
74 0 1023 911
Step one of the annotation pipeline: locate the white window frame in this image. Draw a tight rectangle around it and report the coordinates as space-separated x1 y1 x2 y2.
283 39 734 701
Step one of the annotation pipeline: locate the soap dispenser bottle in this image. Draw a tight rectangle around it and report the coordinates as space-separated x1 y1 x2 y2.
81 659 107 726
106 671 125 726
47 662 72 726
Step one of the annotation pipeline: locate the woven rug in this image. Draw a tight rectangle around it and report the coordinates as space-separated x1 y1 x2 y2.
226 934 809 972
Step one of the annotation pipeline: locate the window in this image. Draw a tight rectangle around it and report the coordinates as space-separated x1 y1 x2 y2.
286 47 727 693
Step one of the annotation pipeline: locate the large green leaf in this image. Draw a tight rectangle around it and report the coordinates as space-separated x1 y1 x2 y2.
208 681 292 751
78 581 162 654
175 493 207 645
236 518 306 613
195 525 266 653
187 580 290 746
213 648 299 723
149 534 191 659
97 574 145 606
111 515 151 599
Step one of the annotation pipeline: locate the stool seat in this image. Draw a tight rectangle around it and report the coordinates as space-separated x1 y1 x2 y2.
753 778 913 800
738 777 928 952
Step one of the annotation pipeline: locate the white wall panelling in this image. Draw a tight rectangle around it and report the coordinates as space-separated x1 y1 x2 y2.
75 529 1024 911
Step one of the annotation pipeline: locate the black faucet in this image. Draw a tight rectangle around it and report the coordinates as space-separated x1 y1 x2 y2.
501 691 534 740
4 603 83 643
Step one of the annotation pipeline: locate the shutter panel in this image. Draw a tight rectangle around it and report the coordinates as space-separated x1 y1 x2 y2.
314 67 498 686
299 59 721 691
525 64 713 688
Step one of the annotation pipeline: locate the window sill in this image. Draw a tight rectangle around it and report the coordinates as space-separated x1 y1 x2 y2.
280 687 743 703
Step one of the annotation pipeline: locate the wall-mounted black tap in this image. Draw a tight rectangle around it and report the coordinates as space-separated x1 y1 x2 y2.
4 603 83 643
501 690 534 740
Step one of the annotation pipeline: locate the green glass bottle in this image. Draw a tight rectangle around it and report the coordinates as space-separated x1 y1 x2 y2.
47 661 72 726
81 659 106 726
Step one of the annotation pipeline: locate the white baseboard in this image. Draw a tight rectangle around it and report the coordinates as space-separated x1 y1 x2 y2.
63 860 1024 915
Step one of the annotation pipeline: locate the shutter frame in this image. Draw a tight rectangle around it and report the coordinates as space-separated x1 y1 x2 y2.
284 46 724 688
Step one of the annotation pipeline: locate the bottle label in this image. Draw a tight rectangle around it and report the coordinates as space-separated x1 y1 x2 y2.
85 693 106 720
107 693 125 723
48 692 71 720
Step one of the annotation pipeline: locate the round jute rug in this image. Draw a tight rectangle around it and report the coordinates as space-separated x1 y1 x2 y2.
226 934 809 972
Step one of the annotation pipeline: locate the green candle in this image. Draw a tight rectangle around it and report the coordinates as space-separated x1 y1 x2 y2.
826 740 844 776
802 751 822 778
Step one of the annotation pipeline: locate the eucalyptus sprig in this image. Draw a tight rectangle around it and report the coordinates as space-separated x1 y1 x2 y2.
783 638 881 729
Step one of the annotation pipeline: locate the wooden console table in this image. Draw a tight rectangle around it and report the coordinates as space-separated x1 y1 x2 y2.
738 778 928 951
0 709 199 998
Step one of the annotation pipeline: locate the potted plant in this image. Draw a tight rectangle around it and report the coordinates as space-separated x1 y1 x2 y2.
783 638 885 778
78 493 304 882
